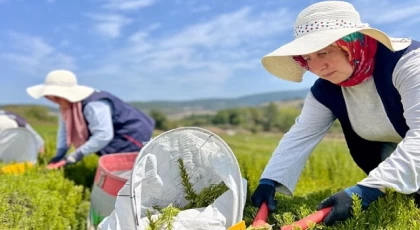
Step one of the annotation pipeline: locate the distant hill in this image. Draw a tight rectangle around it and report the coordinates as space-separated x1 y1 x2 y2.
0 104 58 125
129 88 309 117
1 88 309 121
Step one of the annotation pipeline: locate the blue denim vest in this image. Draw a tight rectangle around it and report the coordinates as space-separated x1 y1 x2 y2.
82 91 155 155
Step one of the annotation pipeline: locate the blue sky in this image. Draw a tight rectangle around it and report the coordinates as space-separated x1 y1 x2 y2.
1 0 420 105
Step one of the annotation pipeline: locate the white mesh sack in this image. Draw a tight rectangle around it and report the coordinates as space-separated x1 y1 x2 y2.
0 127 38 164
98 127 247 230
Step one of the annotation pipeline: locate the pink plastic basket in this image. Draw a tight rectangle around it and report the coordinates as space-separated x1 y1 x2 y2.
94 152 138 196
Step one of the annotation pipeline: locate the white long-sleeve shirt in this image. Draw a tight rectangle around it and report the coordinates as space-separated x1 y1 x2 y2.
261 47 420 196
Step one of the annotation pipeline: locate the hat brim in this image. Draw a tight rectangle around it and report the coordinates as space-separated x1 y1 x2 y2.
26 84 94 102
261 27 411 82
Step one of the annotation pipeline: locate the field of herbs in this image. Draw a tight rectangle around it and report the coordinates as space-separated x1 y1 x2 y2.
1 125 419 230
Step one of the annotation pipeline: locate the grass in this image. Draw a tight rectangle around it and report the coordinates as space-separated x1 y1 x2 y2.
1 126 419 230
217 133 420 229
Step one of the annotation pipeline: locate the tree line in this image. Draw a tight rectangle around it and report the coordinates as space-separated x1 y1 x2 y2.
150 102 343 134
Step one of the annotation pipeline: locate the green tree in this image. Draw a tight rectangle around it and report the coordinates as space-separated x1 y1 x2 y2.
228 108 245 126
263 103 279 131
276 107 300 132
150 109 172 130
213 110 230 125
249 107 264 125
181 114 213 126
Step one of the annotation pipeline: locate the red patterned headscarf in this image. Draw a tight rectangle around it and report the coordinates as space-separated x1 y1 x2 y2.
293 32 378 87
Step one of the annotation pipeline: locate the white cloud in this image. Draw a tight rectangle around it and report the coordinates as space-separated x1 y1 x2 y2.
364 6 420 25
170 1 212 15
403 16 420 27
160 7 291 49
352 0 420 25
82 5 294 99
59 40 70 47
191 5 211 13
0 32 75 77
128 23 160 42
103 0 157 11
174 0 197 6
88 13 132 39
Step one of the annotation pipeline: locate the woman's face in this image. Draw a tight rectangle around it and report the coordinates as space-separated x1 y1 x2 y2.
45 96 71 108
302 45 354 84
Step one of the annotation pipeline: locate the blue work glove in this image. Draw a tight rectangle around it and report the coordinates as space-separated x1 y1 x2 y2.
251 178 278 212
48 148 68 164
63 151 85 166
317 184 385 226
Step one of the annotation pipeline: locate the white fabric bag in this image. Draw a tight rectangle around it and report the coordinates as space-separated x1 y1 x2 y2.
0 127 38 164
99 127 247 230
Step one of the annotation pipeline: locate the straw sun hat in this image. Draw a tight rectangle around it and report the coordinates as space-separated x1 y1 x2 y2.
26 70 94 103
262 1 412 82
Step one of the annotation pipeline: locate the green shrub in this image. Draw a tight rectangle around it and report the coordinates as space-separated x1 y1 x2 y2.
64 155 99 189
232 136 420 229
2 125 420 229
0 167 86 230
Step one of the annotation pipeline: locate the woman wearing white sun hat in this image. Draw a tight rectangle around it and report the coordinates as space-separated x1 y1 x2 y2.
250 0 420 226
26 70 155 168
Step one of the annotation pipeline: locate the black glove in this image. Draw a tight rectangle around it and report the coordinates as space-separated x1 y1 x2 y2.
317 184 384 226
48 148 68 164
251 178 278 212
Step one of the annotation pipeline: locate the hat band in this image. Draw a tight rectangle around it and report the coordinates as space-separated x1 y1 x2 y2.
294 19 369 38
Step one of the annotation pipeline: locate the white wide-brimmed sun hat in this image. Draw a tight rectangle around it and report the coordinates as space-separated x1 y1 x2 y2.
262 1 412 82
26 70 94 103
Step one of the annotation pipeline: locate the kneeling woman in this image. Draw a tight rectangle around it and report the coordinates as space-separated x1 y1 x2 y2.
27 70 155 167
